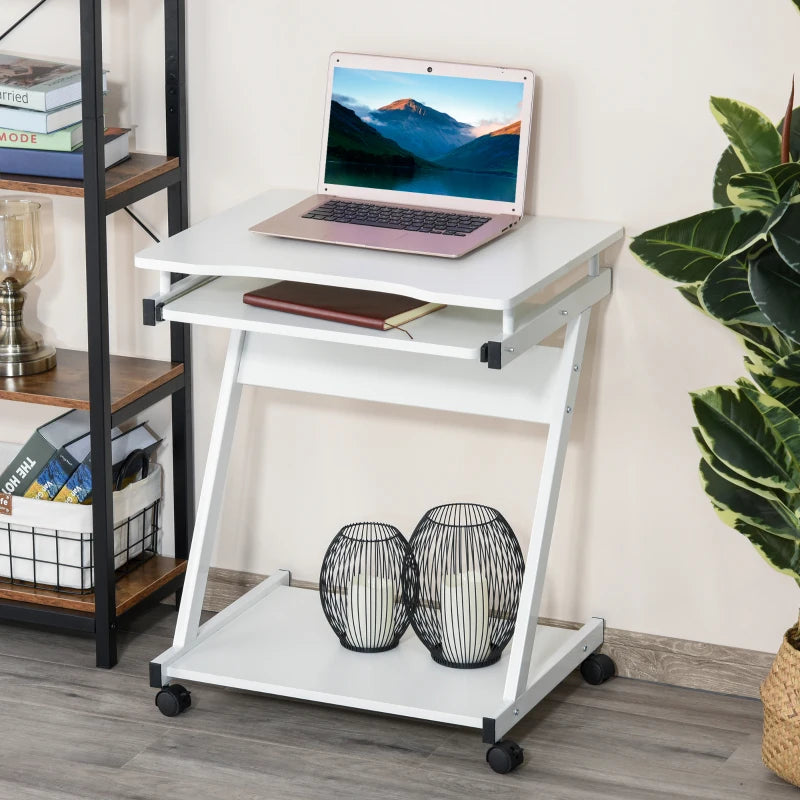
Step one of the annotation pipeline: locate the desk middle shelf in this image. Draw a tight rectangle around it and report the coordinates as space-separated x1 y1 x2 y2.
162 275 501 359
159 274 573 423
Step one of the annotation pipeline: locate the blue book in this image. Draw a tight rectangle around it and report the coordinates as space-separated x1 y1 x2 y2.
23 443 83 501
23 426 122 501
0 127 129 179
55 423 160 504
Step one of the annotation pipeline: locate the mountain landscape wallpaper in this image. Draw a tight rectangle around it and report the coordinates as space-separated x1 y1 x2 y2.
324 67 525 202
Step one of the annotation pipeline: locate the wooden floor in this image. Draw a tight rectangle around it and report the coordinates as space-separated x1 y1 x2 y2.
0 602 796 800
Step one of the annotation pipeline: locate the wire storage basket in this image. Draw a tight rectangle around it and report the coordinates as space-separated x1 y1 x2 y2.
402 503 525 668
319 522 412 653
0 464 162 594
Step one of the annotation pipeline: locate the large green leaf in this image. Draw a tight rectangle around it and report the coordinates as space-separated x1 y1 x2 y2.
699 458 800 539
713 107 800 207
713 146 745 206
744 351 800 416
691 385 800 491
710 97 782 173
630 207 765 283
749 245 800 343
736 325 797 361
739 385 800 467
676 282 792 358
724 188 798 262
768 200 800 272
727 164 800 212
699 253 771 326
693 426 793 504
763 185 798 228
734 520 800 585
675 282 702 308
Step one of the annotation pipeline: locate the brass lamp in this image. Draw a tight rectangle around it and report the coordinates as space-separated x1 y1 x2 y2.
0 199 56 376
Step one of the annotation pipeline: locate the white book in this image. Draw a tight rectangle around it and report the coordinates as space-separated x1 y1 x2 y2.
0 100 82 134
0 54 107 112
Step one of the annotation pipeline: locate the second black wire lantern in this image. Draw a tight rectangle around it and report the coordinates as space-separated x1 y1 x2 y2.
319 522 411 653
402 503 525 668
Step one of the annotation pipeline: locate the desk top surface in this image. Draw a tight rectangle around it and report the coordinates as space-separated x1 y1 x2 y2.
135 188 624 310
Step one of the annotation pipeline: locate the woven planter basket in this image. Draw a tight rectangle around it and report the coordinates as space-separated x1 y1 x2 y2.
761 614 800 787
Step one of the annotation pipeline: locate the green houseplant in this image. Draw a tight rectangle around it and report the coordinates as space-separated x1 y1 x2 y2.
630 83 800 784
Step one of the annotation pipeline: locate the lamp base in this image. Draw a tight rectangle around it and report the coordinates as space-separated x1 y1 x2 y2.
0 284 57 376
0 344 57 377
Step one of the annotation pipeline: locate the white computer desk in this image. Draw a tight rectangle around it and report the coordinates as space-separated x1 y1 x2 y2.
136 187 624 763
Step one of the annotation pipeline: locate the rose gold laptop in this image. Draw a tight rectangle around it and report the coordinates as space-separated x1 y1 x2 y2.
250 52 535 258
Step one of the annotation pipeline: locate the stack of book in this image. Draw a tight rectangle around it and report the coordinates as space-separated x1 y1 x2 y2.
0 409 160 504
0 54 130 180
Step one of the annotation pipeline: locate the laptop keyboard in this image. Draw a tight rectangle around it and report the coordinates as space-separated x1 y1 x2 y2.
302 200 490 236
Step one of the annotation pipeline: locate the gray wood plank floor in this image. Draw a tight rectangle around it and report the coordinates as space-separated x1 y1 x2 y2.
0 603 796 800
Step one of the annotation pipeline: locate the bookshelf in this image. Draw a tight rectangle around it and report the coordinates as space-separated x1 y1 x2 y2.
0 0 193 667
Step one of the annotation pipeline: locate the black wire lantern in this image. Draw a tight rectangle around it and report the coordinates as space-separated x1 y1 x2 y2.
402 503 525 669
319 522 411 653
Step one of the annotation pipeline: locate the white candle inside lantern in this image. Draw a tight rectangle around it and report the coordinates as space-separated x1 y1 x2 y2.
440 571 491 664
345 573 395 649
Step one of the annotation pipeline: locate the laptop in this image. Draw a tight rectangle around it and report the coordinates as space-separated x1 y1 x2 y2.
250 52 535 258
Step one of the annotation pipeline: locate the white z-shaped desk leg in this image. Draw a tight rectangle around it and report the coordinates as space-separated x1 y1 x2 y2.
172 328 246 649
503 308 593 702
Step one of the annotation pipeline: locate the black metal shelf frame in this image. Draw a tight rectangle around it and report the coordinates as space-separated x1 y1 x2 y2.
110 370 187 429
0 0 194 667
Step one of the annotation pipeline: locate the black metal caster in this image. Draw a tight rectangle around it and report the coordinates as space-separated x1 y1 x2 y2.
155 683 191 717
486 739 524 773
580 652 616 685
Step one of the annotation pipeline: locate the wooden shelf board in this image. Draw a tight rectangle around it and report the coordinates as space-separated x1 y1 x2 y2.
0 556 187 614
0 153 179 199
0 348 183 412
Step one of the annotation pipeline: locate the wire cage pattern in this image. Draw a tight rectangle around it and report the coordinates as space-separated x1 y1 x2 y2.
319 522 412 653
402 503 525 668
0 499 160 594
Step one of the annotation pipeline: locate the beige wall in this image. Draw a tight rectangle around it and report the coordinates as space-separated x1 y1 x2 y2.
1 0 798 653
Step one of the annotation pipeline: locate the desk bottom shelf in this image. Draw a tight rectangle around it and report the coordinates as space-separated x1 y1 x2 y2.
153 581 605 740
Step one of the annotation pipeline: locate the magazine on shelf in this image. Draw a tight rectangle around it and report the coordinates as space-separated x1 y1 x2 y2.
0 410 91 496
54 423 161 504
23 426 122 501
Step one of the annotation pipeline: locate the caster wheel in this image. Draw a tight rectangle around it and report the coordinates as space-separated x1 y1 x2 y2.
486 739 524 773
155 683 191 717
580 652 615 685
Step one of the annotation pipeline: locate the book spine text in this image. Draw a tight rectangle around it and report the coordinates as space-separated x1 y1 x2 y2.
24 449 81 501
0 88 45 112
0 126 77 152
0 433 55 496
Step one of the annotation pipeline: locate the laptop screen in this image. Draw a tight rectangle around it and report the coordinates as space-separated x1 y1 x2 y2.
324 66 526 204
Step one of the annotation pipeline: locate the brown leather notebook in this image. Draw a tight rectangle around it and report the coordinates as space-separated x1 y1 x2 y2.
242 281 445 331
